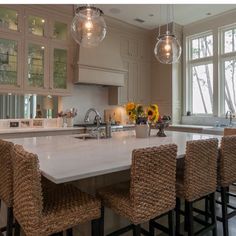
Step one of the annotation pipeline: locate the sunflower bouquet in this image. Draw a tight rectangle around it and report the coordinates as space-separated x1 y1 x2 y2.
125 102 160 125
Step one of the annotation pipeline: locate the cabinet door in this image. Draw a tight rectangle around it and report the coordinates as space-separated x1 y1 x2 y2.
25 11 47 38
128 61 139 102
120 37 138 58
139 39 151 61
25 41 49 91
120 37 129 57
50 46 69 93
0 35 23 91
129 38 138 58
139 62 151 104
0 6 22 32
51 20 68 42
118 60 129 104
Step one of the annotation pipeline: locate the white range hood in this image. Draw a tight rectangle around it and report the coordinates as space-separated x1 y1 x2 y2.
74 29 127 87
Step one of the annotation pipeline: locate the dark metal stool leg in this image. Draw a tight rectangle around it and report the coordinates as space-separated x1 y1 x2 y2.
92 219 100 236
168 210 174 236
209 193 217 236
221 187 229 236
176 197 181 235
226 186 230 204
14 220 20 236
133 225 141 236
186 201 194 236
6 207 13 236
205 195 209 223
149 220 155 236
184 200 189 231
99 206 104 236
66 228 73 236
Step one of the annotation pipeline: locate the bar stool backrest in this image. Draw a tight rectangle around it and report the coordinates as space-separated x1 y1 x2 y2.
13 144 43 235
184 138 218 201
224 128 236 136
0 139 14 207
130 144 177 223
219 136 236 187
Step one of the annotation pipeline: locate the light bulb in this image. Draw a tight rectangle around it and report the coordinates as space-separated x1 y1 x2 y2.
164 43 171 52
84 20 93 30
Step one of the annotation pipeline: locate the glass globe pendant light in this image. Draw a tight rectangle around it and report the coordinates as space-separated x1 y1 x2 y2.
154 5 182 64
71 5 107 48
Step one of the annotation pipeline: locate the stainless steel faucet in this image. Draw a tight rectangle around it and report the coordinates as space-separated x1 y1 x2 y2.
225 110 233 126
84 108 102 124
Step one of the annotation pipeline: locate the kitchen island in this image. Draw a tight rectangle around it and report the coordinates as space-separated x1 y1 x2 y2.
6 130 222 184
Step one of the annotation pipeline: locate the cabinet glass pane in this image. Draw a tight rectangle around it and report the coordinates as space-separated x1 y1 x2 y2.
53 48 67 89
27 44 44 88
53 22 67 40
0 38 17 85
28 15 45 36
0 7 18 31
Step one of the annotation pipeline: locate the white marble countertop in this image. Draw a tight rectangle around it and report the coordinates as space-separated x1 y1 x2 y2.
6 130 222 184
0 127 84 134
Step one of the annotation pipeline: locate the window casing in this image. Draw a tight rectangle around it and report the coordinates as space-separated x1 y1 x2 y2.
220 25 236 114
186 32 213 115
185 23 236 116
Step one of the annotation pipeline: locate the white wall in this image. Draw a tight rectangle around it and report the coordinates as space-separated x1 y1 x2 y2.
61 85 111 124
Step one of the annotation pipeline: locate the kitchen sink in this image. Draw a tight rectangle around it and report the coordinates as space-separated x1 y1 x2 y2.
74 123 107 127
74 135 106 140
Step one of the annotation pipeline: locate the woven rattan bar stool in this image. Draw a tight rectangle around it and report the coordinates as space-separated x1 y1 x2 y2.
0 139 15 236
216 135 236 236
175 138 218 236
97 144 177 236
12 144 102 236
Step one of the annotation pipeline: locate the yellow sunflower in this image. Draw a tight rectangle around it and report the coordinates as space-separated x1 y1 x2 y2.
125 102 136 112
147 105 159 123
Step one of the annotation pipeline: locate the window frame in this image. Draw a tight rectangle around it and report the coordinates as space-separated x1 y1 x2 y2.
219 23 236 115
186 30 214 116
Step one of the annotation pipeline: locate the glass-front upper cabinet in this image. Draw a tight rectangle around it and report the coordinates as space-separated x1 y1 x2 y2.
0 7 18 31
0 36 22 89
52 21 68 41
28 15 46 37
26 43 46 89
51 47 68 90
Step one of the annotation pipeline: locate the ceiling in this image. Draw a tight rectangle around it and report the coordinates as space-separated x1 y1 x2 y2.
95 4 236 29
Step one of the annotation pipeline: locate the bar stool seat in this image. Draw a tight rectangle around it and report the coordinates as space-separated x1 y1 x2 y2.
41 184 101 235
97 182 132 222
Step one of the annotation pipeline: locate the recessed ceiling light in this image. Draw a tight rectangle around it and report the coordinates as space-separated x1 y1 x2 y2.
134 18 145 23
109 8 121 14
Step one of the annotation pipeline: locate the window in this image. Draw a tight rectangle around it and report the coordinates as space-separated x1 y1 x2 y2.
187 33 213 114
221 26 236 114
